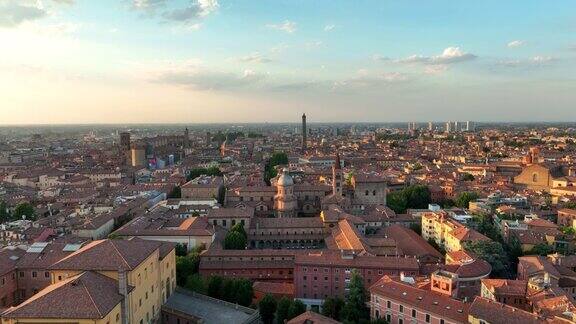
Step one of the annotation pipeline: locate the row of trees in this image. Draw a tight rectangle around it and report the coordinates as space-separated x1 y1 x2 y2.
224 223 247 250
436 191 480 209
258 295 306 324
186 166 223 181
0 201 36 223
386 185 431 213
184 274 254 307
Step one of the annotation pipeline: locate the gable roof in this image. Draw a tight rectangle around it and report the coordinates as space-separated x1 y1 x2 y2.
1 271 130 319
49 239 161 271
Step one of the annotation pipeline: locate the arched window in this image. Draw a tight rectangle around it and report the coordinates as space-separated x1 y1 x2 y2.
532 173 538 183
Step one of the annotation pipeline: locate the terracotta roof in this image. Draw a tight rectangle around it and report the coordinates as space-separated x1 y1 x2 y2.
469 296 543 324
295 250 419 270
381 225 442 259
1 271 131 319
114 214 215 237
482 279 527 296
0 247 26 276
449 227 490 242
370 276 469 323
518 256 561 278
253 281 295 295
49 239 161 271
287 311 341 324
207 207 254 219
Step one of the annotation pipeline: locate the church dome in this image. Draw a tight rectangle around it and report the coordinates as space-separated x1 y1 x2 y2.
277 168 294 186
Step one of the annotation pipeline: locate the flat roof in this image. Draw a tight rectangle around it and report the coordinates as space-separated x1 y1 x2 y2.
163 290 255 324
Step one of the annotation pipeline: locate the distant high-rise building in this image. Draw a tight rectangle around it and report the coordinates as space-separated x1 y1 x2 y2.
454 121 459 131
302 113 307 151
428 122 433 131
466 121 475 132
446 121 452 133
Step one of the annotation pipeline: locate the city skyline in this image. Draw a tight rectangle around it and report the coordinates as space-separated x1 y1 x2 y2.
1 0 576 124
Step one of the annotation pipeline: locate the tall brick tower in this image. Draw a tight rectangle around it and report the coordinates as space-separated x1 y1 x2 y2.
302 113 307 151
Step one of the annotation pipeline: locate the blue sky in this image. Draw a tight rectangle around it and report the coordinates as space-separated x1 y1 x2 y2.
1 0 575 124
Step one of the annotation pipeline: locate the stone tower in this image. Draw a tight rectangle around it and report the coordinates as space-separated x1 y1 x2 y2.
274 168 298 218
302 113 307 152
332 152 343 196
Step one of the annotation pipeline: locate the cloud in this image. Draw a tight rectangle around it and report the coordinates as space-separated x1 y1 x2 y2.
507 40 525 48
424 65 448 75
270 70 410 93
238 52 272 64
495 56 556 68
398 47 477 65
132 0 167 12
266 20 297 33
372 54 390 62
323 24 335 32
162 0 218 21
157 68 265 90
0 1 47 27
531 56 554 64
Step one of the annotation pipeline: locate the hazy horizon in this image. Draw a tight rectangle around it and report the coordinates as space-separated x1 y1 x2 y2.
1 0 576 124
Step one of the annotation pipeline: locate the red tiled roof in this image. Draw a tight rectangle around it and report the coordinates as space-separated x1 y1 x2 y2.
370 276 469 323
49 239 161 271
1 271 131 319
469 296 543 324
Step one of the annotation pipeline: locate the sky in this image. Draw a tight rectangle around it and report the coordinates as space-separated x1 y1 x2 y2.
1 0 575 125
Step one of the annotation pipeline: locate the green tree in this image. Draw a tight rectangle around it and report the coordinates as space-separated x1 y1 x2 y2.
340 270 369 323
528 243 555 256
187 166 222 181
564 202 576 210
222 278 238 302
207 276 224 299
473 214 501 241
168 186 182 199
234 278 254 307
184 274 206 294
321 297 345 321
12 202 35 221
175 243 187 256
461 173 475 181
224 231 247 250
264 152 288 184
230 223 247 239
455 192 480 208
175 253 200 286
464 240 510 278
386 191 407 214
275 297 292 324
403 185 431 209
386 185 431 213
259 294 278 324
287 300 306 320
0 201 9 223
561 226 576 235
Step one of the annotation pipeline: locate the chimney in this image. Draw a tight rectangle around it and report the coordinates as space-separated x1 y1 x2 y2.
118 268 130 324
